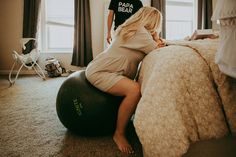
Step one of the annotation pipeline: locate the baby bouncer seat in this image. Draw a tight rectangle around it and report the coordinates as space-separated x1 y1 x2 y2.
9 38 46 85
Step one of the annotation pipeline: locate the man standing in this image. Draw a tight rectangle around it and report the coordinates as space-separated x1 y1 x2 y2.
107 0 143 44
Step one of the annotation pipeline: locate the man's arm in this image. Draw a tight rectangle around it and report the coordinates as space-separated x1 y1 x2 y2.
107 10 114 44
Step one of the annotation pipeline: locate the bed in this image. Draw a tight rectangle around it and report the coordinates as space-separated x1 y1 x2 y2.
133 39 236 157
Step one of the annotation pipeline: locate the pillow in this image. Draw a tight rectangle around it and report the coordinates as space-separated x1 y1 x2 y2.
211 0 236 20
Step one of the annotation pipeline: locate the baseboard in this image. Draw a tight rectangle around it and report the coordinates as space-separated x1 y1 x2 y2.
0 70 43 75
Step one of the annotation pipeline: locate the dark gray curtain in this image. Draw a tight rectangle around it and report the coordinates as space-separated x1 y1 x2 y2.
23 0 41 54
197 0 212 29
151 0 166 38
71 0 93 67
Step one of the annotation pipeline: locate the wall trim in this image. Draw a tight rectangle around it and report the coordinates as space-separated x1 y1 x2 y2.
0 70 41 75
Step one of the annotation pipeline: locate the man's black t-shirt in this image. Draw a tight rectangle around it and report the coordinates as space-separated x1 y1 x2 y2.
108 0 143 29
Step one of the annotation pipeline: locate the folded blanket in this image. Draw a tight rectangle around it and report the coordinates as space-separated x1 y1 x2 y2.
134 39 236 157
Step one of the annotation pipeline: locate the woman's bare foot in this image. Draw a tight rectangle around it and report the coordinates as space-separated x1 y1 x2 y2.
113 132 134 154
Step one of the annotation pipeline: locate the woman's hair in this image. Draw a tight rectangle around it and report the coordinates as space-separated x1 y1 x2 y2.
115 6 162 42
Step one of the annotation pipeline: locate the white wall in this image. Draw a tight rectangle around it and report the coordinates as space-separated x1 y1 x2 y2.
1 0 218 74
0 0 151 74
38 0 108 72
212 0 219 30
54 0 151 69
90 0 150 57
0 0 24 74
90 0 107 57
0 0 111 74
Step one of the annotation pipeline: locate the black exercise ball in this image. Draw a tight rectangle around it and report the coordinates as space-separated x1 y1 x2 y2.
56 70 123 136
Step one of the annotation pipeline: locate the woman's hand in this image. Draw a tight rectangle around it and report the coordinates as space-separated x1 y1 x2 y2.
157 38 166 48
152 32 166 47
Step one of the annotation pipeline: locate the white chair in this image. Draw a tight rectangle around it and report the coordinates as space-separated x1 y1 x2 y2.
9 38 46 85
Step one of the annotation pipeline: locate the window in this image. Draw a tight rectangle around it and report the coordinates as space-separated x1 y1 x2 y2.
166 0 197 40
39 0 74 53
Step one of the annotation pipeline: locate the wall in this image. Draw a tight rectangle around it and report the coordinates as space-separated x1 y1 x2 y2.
0 0 23 74
39 0 107 72
0 0 217 75
212 0 219 30
0 0 109 74
91 0 150 56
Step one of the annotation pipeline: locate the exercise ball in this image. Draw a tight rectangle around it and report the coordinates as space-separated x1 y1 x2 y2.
56 70 123 136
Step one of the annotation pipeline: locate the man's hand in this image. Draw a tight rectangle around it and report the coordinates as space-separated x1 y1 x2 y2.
107 32 112 44
107 10 114 44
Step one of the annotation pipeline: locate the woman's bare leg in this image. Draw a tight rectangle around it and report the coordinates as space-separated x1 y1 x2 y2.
107 78 141 154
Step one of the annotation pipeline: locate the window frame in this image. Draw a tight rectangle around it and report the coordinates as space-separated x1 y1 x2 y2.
39 0 74 53
165 0 198 40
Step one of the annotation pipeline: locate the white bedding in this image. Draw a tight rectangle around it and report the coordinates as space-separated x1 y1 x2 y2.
133 39 236 157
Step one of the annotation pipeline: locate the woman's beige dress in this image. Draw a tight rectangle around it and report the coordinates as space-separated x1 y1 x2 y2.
85 27 158 92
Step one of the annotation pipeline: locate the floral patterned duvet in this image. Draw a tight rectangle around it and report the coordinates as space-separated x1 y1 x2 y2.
134 39 236 157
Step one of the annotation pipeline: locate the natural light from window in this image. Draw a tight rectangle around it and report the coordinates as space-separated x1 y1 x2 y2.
40 0 197 52
166 0 197 40
39 0 74 53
